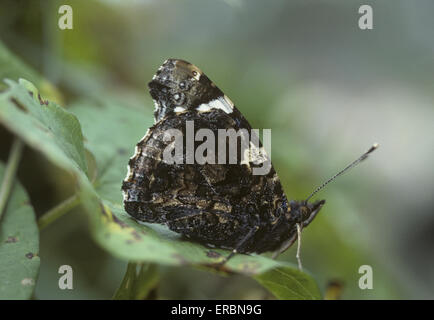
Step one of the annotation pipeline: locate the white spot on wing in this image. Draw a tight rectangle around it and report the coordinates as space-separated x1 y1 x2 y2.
196 96 233 114
192 72 201 81
174 106 186 113
223 95 234 108
153 99 158 111
196 103 212 112
155 100 168 123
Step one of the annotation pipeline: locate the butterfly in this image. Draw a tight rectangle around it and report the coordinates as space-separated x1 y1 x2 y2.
122 59 377 267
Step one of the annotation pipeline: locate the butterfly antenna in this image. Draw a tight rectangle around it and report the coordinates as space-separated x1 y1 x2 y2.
305 143 379 202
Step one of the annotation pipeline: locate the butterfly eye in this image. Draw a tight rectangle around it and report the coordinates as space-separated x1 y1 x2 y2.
300 206 311 221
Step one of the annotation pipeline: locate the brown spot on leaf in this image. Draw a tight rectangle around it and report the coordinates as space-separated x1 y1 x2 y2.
11 98 28 112
38 93 48 105
130 230 142 241
112 213 128 228
206 250 221 258
202 262 235 275
100 203 131 229
25 252 35 259
5 236 18 243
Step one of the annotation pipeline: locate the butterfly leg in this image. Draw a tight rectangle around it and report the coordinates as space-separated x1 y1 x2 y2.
295 200 324 269
271 223 304 271
218 225 259 266
296 223 303 271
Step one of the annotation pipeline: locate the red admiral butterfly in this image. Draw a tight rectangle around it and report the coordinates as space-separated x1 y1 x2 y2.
122 59 377 268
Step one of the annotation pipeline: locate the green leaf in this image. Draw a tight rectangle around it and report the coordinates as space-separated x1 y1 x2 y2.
254 266 322 300
113 263 159 300
0 79 88 178
0 162 40 300
0 40 63 104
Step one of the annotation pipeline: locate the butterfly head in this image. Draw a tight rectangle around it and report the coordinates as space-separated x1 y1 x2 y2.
148 59 222 122
288 200 325 226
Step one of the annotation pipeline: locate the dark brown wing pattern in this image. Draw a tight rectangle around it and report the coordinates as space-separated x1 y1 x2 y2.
122 106 289 252
122 59 324 255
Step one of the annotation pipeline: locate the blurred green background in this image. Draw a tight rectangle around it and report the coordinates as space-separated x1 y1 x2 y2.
1 0 433 299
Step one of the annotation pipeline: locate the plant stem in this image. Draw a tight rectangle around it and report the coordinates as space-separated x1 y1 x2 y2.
0 138 24 221
112 262 138 300
38 194 81 230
